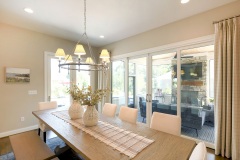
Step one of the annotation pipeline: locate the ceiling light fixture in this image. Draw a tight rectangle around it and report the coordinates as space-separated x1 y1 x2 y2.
100 35 104 38
55 0 110 72
24 8 34 14
181 0 190 4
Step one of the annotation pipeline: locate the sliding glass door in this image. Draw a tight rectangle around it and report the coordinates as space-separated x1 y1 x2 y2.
180 45 215 144
151 52 177 115
111 60 126 115
111 47 215 147
129 57 147 123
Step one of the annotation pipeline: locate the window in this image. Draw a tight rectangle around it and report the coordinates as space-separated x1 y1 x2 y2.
45 52 91 107
111 60 125 115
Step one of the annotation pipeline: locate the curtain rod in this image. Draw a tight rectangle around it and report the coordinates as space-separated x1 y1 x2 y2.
213 14 240 24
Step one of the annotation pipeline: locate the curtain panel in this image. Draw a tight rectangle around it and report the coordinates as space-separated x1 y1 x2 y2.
98 67 111 111
214 17 240 159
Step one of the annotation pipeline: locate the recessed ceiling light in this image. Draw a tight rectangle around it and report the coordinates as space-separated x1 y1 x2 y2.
181 0 190 4
24 8 34 14
99 35 104 38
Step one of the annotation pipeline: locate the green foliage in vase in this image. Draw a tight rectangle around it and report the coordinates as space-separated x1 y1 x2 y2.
209 98 214 103
67 84 109 106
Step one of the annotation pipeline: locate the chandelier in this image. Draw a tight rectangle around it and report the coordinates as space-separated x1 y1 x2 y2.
55 0 110 72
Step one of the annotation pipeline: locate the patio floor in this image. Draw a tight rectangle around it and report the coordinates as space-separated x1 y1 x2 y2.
137 110 215 143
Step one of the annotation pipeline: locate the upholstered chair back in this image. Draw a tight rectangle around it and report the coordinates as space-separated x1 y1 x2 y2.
189 142 207 160
38 101 57 132
119 106 138 124
102 103 117 117
38 101 57 111
150 112 181 136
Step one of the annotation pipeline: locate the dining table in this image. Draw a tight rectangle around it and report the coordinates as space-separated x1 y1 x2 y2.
32 107 196 160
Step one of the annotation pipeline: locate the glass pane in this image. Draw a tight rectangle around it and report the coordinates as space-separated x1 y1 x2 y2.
51 59 70 107
152 52 177 115
76 66 90 88
128 76 135 108
209 60 214 98
180 45 214 144
111 61 125 115
129 57 147 123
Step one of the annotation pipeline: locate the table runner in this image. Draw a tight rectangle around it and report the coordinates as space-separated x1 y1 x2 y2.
52 110 154 159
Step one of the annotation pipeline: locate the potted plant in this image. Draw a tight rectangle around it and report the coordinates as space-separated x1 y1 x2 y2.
67 84 109 126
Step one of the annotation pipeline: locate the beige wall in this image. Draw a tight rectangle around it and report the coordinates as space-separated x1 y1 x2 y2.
100 1 240 56
0 23 97 135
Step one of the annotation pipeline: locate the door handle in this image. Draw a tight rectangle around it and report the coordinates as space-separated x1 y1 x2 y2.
148 94 152 102
146 94 152 102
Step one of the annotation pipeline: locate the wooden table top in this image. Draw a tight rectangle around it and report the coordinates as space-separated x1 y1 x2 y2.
33 107 196 160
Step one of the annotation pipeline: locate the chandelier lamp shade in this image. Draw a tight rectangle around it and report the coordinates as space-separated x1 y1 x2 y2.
55 48 66 58
99 49 110 58
55 0 110 72
65 55 73 62
55 46 110 71
74 44 86 58
181 0 190 4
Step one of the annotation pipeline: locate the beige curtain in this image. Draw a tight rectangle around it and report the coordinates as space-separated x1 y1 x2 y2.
214 17 240 160
98 64 111 111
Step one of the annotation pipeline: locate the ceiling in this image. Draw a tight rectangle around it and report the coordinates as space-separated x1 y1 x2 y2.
0 0 237 47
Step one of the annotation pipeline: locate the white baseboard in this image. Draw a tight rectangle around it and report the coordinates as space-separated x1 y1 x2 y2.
0 125 38 138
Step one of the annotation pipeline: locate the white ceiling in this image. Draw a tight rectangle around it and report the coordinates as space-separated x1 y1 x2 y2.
0 0 237 47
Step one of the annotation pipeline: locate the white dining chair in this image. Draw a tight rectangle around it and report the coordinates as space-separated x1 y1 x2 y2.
38 101 57 142
102 103 117 117
189 142 207 160
150 112 181 136
119 106 138 124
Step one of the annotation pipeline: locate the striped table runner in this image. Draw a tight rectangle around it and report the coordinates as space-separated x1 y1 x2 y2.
52 110 154 159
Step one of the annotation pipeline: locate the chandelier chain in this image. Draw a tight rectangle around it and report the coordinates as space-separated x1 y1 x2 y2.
84 0 86 33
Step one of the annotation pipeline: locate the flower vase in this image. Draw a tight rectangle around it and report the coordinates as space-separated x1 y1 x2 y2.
68 100 84 120
83 105 99 126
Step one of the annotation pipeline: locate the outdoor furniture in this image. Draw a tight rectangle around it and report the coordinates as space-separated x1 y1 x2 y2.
156 103 171 114
203 104 214 126
139 97 158 122
139 97 146 122
181 106 206 136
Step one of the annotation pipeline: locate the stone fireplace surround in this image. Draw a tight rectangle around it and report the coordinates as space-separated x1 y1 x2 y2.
172 56 207 107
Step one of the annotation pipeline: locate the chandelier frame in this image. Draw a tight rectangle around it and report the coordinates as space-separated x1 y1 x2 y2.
56 0 110 72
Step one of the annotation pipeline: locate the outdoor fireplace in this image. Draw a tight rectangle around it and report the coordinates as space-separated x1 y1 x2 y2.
181 90 199 106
